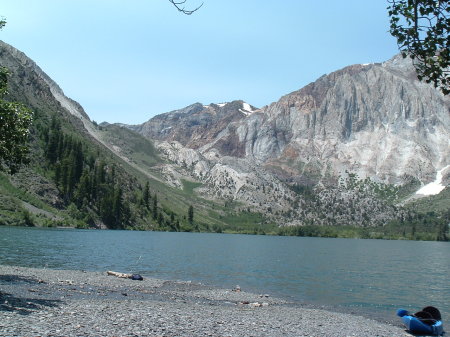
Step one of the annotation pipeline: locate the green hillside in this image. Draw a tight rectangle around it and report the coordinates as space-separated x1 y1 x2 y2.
0 40 448 240
0 98 269 231
0 61 270 232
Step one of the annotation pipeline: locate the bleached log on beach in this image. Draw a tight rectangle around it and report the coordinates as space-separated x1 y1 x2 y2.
106 271 132 279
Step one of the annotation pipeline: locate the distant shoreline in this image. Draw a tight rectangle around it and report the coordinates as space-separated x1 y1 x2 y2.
0 265 408 337
1 223 446 242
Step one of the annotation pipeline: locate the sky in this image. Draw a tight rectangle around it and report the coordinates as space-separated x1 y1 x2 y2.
1 0 399 124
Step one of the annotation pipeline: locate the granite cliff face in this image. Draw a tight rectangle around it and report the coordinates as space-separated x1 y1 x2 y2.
132 54 449 189
251 55 450 185
127 55 449 226
129 101 258 157
2 37 448 228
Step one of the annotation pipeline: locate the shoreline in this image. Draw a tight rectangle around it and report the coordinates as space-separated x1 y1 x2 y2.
1 225 443 242
0 265 409 337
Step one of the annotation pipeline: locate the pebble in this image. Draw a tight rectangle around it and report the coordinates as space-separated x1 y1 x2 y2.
0 265 409 337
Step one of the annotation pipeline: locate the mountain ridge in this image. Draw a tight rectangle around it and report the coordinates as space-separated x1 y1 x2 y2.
128 54 449 186
1 40 449 239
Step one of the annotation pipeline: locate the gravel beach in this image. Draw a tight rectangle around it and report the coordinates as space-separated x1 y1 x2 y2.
0 265 409 337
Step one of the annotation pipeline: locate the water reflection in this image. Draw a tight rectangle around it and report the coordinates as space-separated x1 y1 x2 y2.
0 226 449 322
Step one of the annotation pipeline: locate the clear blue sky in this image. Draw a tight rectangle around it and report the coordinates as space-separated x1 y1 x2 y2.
1 0 399 124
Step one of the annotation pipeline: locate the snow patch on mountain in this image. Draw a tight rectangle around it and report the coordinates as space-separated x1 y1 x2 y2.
416 165 450 196
239 102 256 116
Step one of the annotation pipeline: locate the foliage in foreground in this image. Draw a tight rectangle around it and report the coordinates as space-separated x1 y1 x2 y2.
0 68 33 173
0 19 34 173
388 0 449 95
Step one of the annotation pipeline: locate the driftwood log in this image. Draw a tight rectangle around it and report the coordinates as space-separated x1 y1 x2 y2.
107 271 132 279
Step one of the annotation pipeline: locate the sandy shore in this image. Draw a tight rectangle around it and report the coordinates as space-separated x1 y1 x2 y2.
0 265 409 337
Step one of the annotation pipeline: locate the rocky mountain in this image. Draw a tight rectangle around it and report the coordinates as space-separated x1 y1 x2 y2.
124 55 449 229
0 40 212 231
129 101 258 155
1 39 449 238
132 55 449 185
258 55 450 185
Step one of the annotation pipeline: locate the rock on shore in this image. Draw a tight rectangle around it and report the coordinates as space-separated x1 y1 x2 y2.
0 265 408 337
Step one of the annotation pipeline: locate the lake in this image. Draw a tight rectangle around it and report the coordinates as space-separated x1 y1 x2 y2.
1 226 449 323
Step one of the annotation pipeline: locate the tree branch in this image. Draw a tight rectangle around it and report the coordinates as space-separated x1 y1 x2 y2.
168 0 203 15
388 0 449 94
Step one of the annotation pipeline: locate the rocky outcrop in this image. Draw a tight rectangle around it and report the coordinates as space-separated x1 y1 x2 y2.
127 54 449 226
2 37 447 228
133 55 449 188
253 55 450 185
131 101 259 157
156 141 296 218
0 41 91 122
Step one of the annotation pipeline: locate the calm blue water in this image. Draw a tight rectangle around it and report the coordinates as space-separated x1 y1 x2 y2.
1 226 449 323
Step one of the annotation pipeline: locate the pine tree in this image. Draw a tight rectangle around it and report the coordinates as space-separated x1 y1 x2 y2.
100 191 114 228
157 212 164 226
152 194 158 220
45 117 61 164
437 222 448 241
73 141 84 182
143 181 150 209
112 185 123 228
90 168 98 200
75 170 91 207
188 205 194 224
54 162 61 186
96 160 106 185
